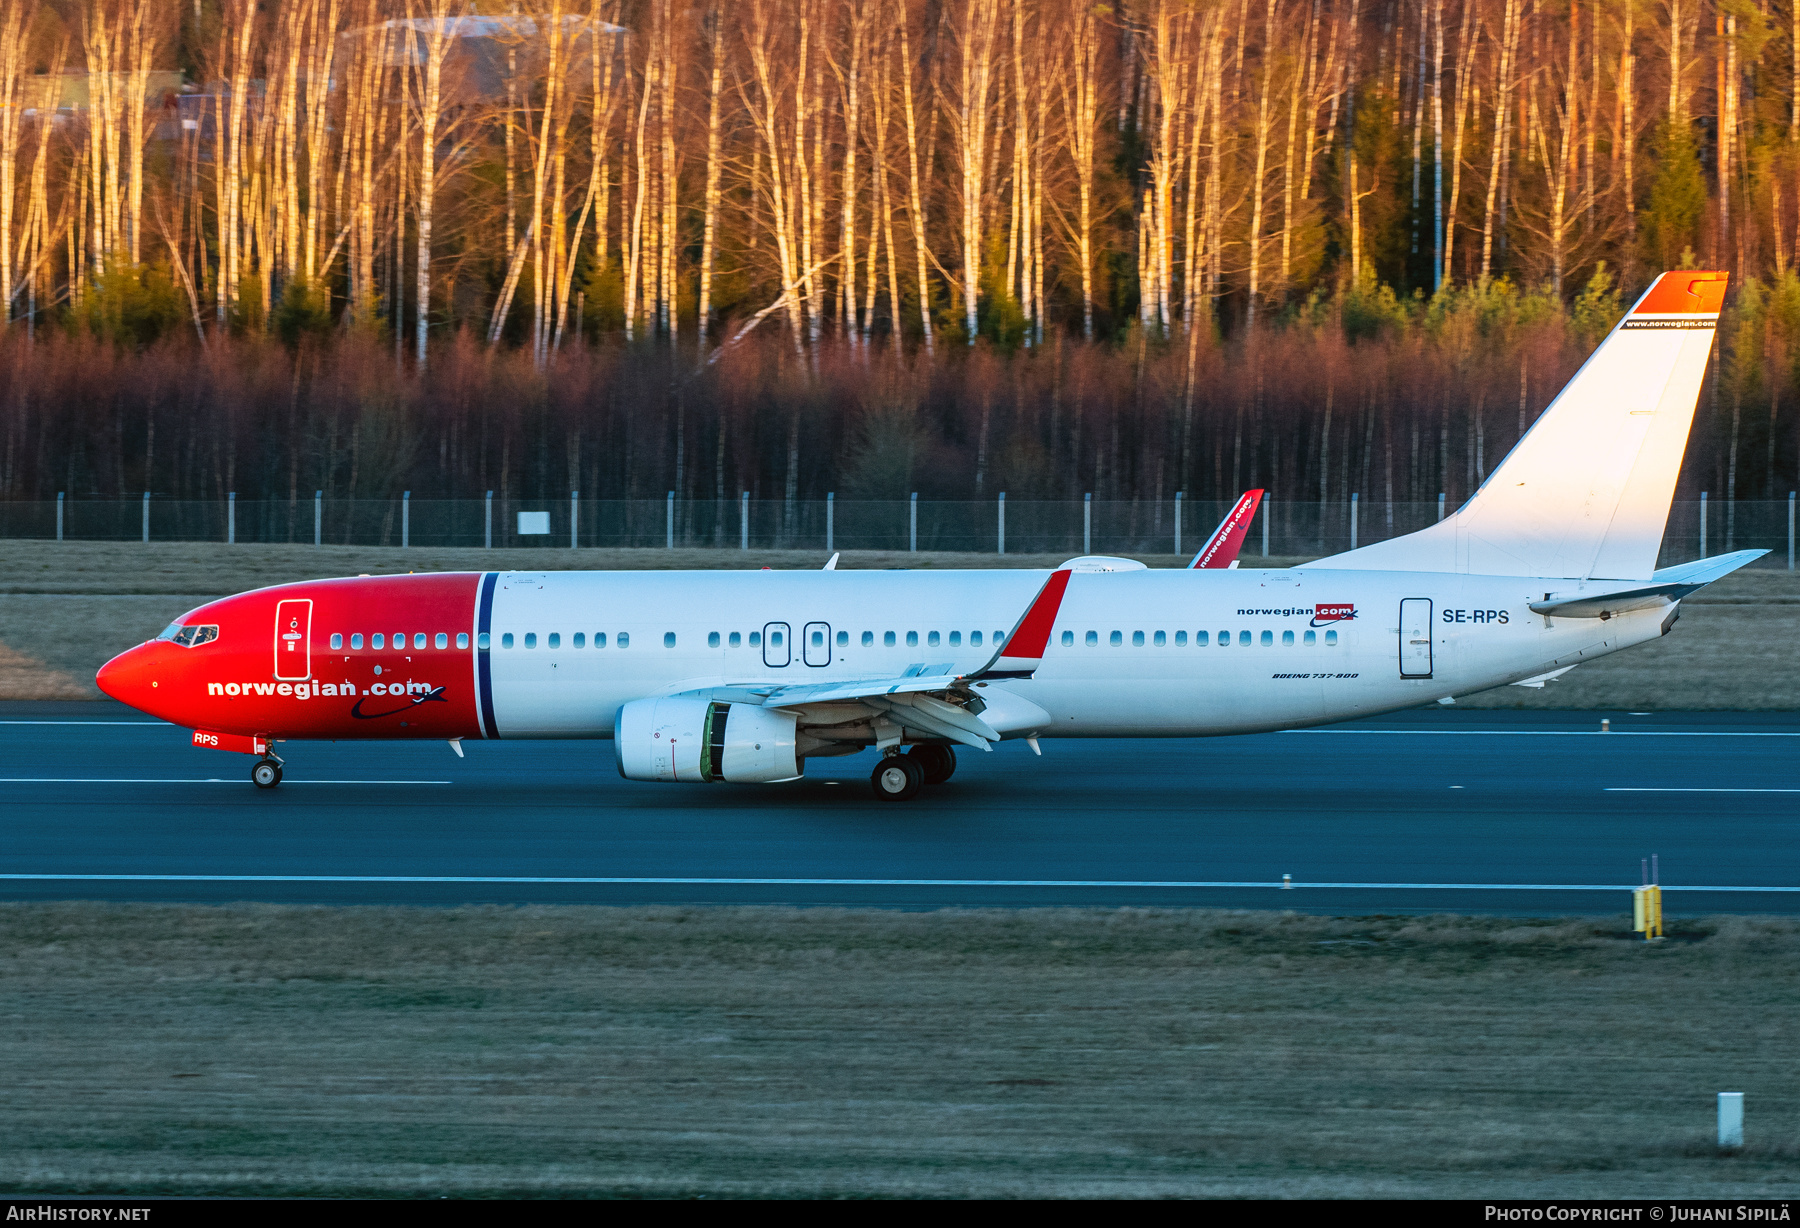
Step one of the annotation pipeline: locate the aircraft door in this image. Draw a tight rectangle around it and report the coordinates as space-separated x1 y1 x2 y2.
274 599 313 680
803 621 831 667
1398 599 1433 678
762 622 791 667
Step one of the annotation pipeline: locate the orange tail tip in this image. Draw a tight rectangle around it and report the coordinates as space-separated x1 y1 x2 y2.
1632 271 1729 315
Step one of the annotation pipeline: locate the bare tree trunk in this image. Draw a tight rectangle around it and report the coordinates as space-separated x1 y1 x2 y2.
951 0 1001 344
1481 0 1520 283
897 0 935 352
410 0 463 370
697 3 725 351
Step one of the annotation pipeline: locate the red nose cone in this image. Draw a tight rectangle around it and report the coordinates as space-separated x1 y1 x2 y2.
97 643 156 711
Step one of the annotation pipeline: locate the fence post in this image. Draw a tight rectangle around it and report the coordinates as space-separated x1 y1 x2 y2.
402 490 410 548
998 491 1006 555
826 491 834 553
666 491 675 549
1699 491 1708 558
1437 492 1446 522
909 491 917 552
1262 495 1270 557
571 490 579 549
55 491 63 542
1350 492 1359 550
485 491 493 549
227 491 236 544
313 491 321 546
141 491 149 543
1789 491 1795 571
1083 492 1091 555
1174 490 1183 556
740 491 749 550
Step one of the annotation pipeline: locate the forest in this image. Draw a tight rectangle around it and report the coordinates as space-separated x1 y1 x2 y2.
0 0 1795 509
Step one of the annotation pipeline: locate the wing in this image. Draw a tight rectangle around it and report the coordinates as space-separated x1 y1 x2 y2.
665 570 1073 751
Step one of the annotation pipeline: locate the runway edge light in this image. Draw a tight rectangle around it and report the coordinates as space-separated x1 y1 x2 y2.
1633 855 1664 941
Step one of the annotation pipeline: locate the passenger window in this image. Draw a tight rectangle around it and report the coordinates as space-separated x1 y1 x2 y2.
862 631 874 647
330 633 343 649
950 631 962 646
708 632 720 648
1282 630 1294 646
457 633 469 649
1325 630 1338 646
749 632 761 647
548 633 560 649
618 632 630 648
372 633 385 649
1195 631 1208 646
351 634 364 649
1085 630 1098 646
1239 631 1252 647
1110 631 1122 646
971 631 983 646
883 631 895 647
1219 630 1231 646
1153 631 1165 646
1261 631 1273 647
728 632 740 647
393 632 404 649
770 630 783 647
1061 630 1074 647
1132 631 1145 647
574 632 586 649
524 633 537 649
501 633 514 649
927 630 939 647
906 631 918 647
436 633 448 649
414 633 426 649
664 632 677 648
811 629 825 647
1304 630 1316 645
477 632 490 650
836 630 848 646
595 632 607 648
1175 631 1187 646
993 632 1004 644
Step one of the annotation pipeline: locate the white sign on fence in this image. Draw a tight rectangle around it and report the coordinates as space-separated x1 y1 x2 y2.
517 511 550 535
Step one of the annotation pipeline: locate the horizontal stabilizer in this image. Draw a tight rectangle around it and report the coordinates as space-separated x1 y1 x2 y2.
1529 549 1766 618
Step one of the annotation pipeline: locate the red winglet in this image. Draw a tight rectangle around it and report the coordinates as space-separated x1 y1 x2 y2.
1191 489 1265 568
971 569 1072 677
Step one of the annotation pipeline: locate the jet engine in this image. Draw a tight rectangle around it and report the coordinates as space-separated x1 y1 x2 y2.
613 697 800 783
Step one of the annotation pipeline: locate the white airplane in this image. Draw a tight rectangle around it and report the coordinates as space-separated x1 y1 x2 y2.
100 270 1759 799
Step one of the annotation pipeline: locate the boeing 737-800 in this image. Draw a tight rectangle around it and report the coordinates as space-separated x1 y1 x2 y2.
97 270 1761 799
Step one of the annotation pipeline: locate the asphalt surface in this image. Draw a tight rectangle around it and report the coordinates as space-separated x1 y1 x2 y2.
1 702 1796 913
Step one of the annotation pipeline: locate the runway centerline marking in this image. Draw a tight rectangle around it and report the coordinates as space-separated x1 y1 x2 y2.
0 778 452 785
0 874 1794 893
1283 729 1800 737
1606 787 1800 793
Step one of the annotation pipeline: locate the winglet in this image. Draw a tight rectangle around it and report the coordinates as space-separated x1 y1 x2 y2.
967 569 1072 679
823 552 840 570
1190 490 1264 568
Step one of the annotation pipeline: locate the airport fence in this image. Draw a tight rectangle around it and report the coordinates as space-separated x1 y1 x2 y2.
0 492 1794 569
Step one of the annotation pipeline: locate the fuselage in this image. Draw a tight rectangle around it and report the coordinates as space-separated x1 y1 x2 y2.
97 566 1671 744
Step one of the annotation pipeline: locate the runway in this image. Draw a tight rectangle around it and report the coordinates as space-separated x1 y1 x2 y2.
3 702 1796 913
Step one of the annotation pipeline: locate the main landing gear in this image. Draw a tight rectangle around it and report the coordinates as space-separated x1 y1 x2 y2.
251 757 284 789
868 745 956 801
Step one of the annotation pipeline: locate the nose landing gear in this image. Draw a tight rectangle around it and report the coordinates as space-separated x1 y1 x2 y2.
252 758 284 789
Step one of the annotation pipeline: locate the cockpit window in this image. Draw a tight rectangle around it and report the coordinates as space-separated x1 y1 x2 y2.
159 623 219 648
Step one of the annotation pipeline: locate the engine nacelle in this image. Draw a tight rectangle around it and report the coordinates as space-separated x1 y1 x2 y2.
614 697 800 784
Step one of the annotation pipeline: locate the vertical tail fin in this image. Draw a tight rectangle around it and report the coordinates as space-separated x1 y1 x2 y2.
1313 271 1727 580
1190 489 1265 568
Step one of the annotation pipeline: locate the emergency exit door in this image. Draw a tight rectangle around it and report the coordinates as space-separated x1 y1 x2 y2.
1398 599 1433 678
274 599 312 680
